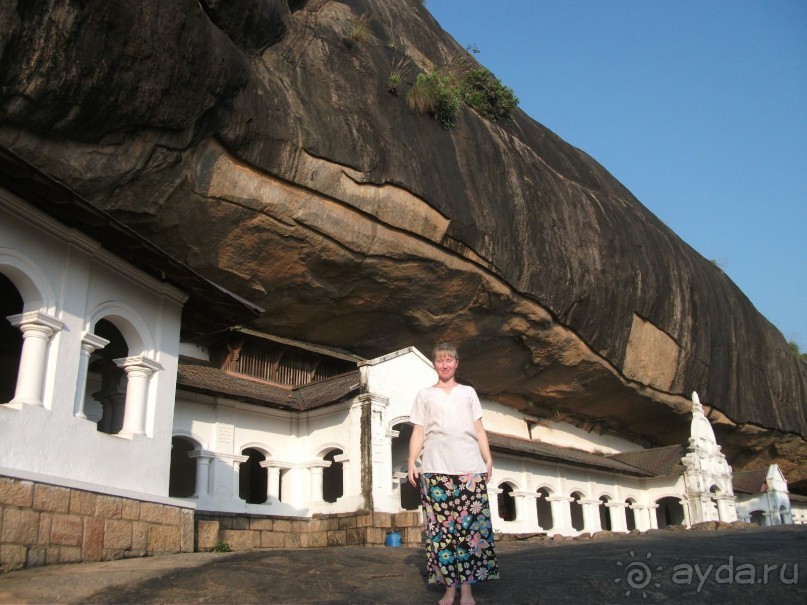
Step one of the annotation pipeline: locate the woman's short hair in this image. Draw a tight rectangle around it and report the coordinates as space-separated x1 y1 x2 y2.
432 342 459 360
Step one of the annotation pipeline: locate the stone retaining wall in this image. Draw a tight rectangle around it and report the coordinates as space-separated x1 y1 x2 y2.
0 475 194 572
196 510 424 551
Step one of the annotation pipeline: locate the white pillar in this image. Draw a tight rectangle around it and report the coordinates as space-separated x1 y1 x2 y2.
579 499 602 532
115 355 162 436
74 333 109 418
262 464 282 501
547 496 574 534
188 451 214 499
648 504 659 529
513 492 539 532
8 311 63 407
308 462 330 503
715 495 736 522
607 502 629 533
334 453 350 496
489 486 502 521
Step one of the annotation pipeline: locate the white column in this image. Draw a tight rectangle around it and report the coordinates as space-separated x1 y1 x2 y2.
579 499 602 533
513 492 539 532
188 451 214 499
308 462 330 503
488 486 502 521
715 495 737 522
547 496 574 534
607 502 629 533
8 311 63 406
115 355 162 436
648 504 659 529
73 332 109 418
269 467 281 501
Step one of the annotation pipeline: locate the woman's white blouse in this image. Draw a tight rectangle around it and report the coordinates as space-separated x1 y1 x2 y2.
409 384 487 475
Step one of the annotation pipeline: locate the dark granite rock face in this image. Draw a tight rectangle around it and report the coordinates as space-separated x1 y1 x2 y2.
1 0 804 476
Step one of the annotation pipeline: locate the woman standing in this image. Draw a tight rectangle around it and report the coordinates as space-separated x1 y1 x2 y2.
408 343 499 605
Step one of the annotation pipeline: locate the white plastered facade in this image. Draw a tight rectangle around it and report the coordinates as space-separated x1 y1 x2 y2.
0 187 184 497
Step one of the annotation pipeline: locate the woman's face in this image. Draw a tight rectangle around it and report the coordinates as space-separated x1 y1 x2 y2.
434 353 458 381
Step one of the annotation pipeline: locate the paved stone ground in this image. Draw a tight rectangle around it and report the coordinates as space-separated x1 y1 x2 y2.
1 525 805 604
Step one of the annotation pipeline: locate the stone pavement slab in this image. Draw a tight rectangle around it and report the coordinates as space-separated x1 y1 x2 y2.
1 525 805 604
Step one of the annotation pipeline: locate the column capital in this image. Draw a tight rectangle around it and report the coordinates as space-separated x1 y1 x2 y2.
114 355 163 374
259 460 288 469
187 450 217 461
81 332 110 352
7 311 64 333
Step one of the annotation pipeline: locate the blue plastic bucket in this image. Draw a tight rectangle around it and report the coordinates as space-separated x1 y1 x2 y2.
385 530 401 547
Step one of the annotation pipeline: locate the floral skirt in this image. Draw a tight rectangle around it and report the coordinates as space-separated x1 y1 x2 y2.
420 473 500 587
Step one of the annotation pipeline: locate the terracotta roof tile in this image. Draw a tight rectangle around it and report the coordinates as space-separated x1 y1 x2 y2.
609 445 685 477
488 433 653 477
731 469 769 494
177 358 361 411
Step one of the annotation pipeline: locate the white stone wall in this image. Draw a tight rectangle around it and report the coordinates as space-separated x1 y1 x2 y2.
735 465 795 525
0 189 184 497
173 391 365 516
486 451 685 536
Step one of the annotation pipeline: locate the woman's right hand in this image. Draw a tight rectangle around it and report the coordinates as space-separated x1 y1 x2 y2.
407 461 420 487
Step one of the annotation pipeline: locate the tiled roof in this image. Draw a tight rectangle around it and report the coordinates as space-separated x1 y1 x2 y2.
609 445 685 477
488 433 653 477
731 469 769 494
177 357 361 411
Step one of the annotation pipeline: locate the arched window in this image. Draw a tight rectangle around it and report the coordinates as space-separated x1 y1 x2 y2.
599 496 612 531
536 487 553 530
240 448 268 504
497 483 516 521
392 422 420 510
323 449 344 503
750 510 765 526
625 498 637 531
169 437 197 498
709 485 723 521
570 491 585 531
88 319 129 434
656 496 685 527
0 273 23 403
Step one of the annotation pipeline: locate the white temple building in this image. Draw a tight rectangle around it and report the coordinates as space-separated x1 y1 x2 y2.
1 145 802 571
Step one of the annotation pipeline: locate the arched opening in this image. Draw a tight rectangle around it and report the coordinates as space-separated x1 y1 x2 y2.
0 273 23 403
392 422 420 510
536 487 553 530
497 482 516 521
169 436 197 498
656 496 685 528
239 448 267 504
599 496 612 531
750 510 765 526
88 319 128 434
625 499 637 531
570 491 585 531
709 485 723 521
323 449 344 503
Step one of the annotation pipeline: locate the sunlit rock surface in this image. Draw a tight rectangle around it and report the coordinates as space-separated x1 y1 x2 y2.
1 0 804 478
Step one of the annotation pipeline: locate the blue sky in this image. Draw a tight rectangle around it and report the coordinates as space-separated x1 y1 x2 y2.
425 0 806 350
